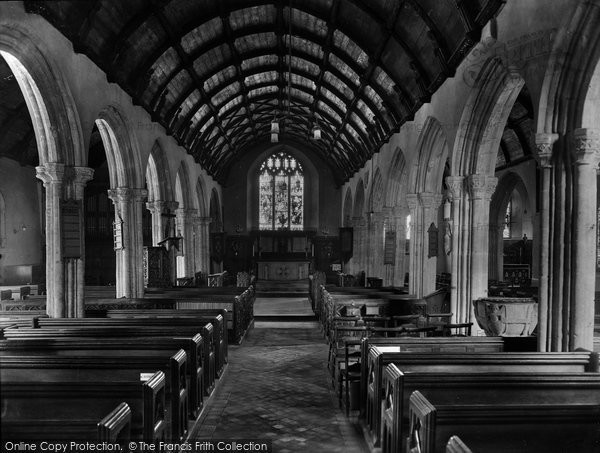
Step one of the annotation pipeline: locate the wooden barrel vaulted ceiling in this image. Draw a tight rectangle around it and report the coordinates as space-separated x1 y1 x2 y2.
25 0 505 185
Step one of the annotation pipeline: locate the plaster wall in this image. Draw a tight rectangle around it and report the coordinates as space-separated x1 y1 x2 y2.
0 158 42 283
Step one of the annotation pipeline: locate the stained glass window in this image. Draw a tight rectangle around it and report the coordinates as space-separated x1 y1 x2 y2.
259 151 304 230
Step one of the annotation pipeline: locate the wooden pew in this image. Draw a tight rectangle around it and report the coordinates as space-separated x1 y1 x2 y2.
98 402 133 445
1 371 166 442
364 347 599 447
358 337 507 419
445 436 472 453
20 315 224 381
104 308 228 375
0 350 189 442
2 323 217 397
407 390 600 453
0 334 205 416
381 366 600 453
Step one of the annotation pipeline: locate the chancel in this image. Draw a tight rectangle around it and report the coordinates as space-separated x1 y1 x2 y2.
1 0 600 452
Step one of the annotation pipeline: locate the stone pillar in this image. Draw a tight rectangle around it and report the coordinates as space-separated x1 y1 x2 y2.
393 206 409 287
194 217 211 276
146 200 179 246
367 212 384 279
466 175 497 326
535 133 558 351
571 128 600 351
69 167 95 317
352 216 366 279
446 176 467 324
406 194 419 295
407 192 442 297
36 164 94 318
176 208 198 278
108 187 147 298
420 193 443 296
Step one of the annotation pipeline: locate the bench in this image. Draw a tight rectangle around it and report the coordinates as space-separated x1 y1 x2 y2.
20 315 224 379
408 390 600 453
1 370 166 442
2 322 217 396
0 333 205 416
382 367 600 453
365 347 599 447
0 350 189 441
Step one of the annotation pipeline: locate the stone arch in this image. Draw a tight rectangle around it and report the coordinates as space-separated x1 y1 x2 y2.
342 187 353 227
386 147 409 209
410 117 449 194
353 178 365 218
369 168 384 213
195 177 208 217
452 58 525 177
145 140 173 203
175 161 193 210
210 188 222 232
488 172 532 281
534 1 600 351
95 105 144 189
0 24 84 166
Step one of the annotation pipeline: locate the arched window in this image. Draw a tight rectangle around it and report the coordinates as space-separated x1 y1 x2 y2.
259 151 304 230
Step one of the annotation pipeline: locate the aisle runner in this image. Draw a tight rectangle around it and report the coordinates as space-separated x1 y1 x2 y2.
195 325 368 453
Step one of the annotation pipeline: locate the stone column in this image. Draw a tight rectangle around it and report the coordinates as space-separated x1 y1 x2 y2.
146 200 179 246
108 187 147 298
36 164 94 318
367 212 384 280
195 217 211 276
406 194 419 295
69 166 95 317
351 216 366 280
466 175 498 329
393 205 409 287
571 128 600 351
407 192 443 297
446 176 466 324
535 133 558 351
420 193 443 296
176 208 198 278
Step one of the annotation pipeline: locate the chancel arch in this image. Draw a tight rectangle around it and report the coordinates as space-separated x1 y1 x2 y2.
342 188 353 228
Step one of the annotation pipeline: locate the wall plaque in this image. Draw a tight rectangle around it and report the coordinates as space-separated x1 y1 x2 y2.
113 216 124 251
61 199 82 258
428 222 438 258
384 230 396 265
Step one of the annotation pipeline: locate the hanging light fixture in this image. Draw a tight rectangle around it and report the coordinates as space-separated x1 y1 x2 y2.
271 132 279 143
271 117 279 133
312 122 321 140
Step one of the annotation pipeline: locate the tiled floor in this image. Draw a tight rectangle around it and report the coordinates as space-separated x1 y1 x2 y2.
194 297 369 453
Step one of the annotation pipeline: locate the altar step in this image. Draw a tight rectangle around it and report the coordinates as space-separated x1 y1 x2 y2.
254 279 309 297
254 314 317 322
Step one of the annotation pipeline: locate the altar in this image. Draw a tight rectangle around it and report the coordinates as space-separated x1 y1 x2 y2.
256 259 311 281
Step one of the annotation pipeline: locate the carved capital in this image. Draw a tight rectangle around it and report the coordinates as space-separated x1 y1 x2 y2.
534 133 559 168
71 166 95 186
467 174 497 201
573 128 600 167
36 163 65 187
406 193 419 210
177 208 199 220
107 187 133 204
419 192 443 209
445 176 464 201
352 216 365 228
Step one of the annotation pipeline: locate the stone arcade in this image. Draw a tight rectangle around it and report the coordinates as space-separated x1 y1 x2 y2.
1 1 600 452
